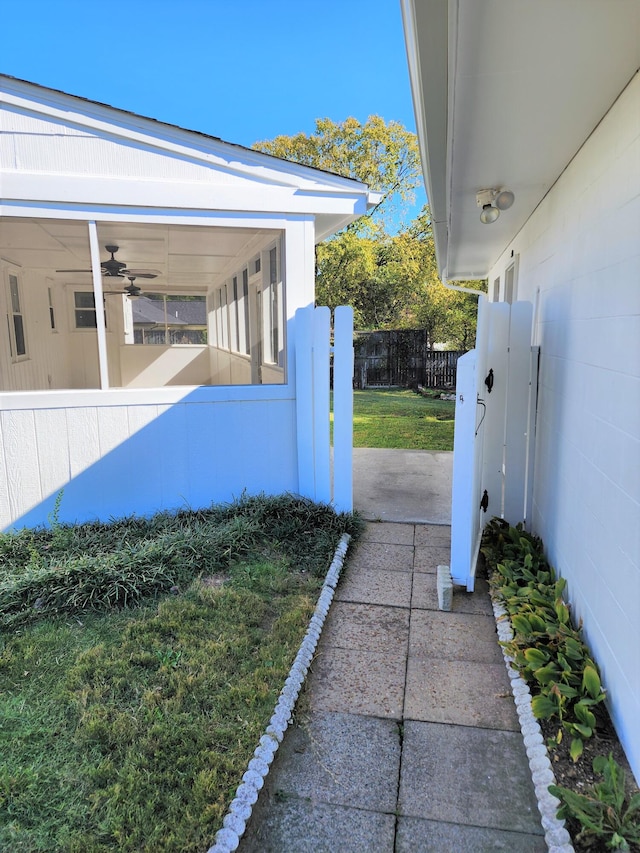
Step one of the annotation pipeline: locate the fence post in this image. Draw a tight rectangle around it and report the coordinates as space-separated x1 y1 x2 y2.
333 306 354 512
313 307 331 504
295 306 316 500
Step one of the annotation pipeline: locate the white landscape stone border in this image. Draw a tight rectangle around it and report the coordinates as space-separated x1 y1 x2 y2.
492 598 575 853
207 532 352 853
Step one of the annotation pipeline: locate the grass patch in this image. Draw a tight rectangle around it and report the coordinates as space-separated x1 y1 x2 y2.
332 388 455 450
0 494 360 852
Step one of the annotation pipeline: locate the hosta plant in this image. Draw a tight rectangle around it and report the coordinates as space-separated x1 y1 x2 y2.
482 519 606 761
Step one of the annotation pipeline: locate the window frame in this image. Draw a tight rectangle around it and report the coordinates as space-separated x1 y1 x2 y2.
4 266 29 362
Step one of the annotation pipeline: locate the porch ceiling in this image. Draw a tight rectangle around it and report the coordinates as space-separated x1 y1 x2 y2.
0 219 277 293
403 0 640 280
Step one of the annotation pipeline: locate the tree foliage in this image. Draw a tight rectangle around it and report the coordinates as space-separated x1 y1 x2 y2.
254 119 485 346
316 206 485 347
253 116 422 231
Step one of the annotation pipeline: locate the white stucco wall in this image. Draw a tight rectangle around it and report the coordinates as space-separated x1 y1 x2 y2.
488 72 640 781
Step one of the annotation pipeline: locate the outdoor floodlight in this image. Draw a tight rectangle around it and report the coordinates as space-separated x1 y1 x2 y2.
476 188 515 224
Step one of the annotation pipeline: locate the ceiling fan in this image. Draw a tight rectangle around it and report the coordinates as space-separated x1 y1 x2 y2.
104 275 161 298
56 244 160 279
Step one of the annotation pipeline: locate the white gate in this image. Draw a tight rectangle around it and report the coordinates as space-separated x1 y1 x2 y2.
450 298 539 590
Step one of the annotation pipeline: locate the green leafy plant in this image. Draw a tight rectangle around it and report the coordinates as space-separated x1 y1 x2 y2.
549 754 640 850
482 519 607 761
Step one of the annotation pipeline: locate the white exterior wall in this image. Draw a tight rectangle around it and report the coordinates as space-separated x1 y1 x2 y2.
0 393 298 529
488 72 640 780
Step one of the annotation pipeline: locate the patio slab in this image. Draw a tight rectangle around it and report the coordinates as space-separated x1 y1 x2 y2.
408 610 503 663
358 522 415 546
398 721 543 836
241 799 396 853
413 545 451 573
261 711 401 813
404 658 519 730
414 524 452 547
307 645 406 719
319 602 409 654
347 541 414 573
335 567 412 608
353 448 452 525
395 817 547 853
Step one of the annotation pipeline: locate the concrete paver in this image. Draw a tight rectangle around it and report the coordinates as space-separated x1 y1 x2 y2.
398 721 542 835
404 658 520 729
238 512 544 852
408 610 504 663
307 646 406 719
414 523 452 546
267 711 401 812
413 544 453 573
320 602 409 653
334 567 413 608
346 541 414 572
395 817 548 853
358 521 416 546
243 800 396 853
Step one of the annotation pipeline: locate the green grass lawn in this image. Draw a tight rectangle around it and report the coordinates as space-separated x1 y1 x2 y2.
0 496 359 853
332 388 455 451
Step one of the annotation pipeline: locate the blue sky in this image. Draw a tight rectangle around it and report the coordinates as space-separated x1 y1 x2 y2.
3 0 422 205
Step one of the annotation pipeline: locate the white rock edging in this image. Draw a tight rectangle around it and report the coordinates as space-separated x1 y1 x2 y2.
492 598 575 853
207 532 352 853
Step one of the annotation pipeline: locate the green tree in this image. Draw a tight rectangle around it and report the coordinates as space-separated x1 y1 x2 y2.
402 209 486 349
253 116 422 231
254 121 484 344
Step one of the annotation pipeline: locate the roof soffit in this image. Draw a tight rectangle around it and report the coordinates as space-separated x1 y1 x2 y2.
404 0 640 279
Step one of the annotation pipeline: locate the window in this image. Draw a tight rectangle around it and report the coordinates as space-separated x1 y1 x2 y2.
131 295 207 345
504 253 519 305
6 272 27 359
74 291 98 328
48 286 56 330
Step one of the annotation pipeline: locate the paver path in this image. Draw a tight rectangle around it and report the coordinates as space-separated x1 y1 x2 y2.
239 522 546 852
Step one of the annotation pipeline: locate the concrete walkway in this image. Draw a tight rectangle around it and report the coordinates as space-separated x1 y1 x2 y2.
239 518 546 852
352 448 453 525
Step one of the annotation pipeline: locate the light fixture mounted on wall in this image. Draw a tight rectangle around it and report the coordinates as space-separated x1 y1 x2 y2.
476 188 515 224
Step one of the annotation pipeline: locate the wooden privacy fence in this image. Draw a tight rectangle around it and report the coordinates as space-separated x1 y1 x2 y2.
353 330 463 389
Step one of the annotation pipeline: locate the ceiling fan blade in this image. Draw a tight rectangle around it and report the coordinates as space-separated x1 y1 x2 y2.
56 268 124 276
123 269 161 278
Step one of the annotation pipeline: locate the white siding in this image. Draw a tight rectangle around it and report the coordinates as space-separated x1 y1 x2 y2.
0 395 298 529
488 72 640 780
